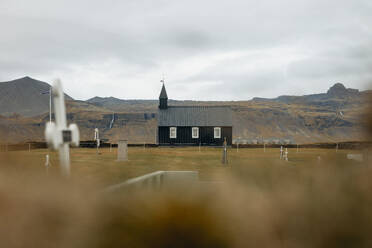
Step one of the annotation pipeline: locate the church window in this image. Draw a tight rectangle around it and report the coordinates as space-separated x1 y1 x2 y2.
170 127 177 138
214 127 221 138
192 127 199 138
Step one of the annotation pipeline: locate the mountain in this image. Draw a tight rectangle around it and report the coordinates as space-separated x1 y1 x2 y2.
0 77 73 117
252 83 362 105
86 97 225 112
326 83 360 97
87 97 158 112
0 79 370 144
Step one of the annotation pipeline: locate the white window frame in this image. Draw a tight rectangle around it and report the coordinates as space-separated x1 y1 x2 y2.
170 127 177 139
214 127 221 139
192 127 199 139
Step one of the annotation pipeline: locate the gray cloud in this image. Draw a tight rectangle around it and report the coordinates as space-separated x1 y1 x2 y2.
0 0 371 100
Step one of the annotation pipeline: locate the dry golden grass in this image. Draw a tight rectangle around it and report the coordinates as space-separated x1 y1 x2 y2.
0 147 356 187
1 147 372 247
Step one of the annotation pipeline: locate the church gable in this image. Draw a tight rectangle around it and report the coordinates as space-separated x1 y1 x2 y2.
156 83 233 146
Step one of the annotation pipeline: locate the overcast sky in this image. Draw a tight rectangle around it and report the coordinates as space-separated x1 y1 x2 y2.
1 0 371 100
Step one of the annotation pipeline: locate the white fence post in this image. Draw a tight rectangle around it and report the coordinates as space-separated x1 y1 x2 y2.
280 146 283 159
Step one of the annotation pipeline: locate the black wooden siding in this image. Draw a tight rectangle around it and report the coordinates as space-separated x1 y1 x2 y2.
158 126 232 146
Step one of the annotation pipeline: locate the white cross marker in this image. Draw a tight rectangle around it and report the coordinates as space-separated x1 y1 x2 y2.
45 79 79 176
94 128 100 154
94 128 100 147
280 146 283 159
45 154 50 167
45 154 51 175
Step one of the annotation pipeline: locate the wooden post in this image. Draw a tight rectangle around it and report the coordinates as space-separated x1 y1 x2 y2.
222 137 228 165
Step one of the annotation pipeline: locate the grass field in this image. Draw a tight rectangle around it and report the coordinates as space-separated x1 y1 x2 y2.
1 147 371 247
1 147 363 188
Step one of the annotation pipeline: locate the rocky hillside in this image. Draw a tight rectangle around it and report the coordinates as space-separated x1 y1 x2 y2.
0 77 370 144
0 77 73 117
87 97 158 112
86 97 228 113
253 83 363 103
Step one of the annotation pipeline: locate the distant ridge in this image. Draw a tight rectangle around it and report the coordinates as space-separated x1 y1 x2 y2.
87 96 158 112
0 76 73 117
326 83 359 97
252 83 362 104
0 78 369 144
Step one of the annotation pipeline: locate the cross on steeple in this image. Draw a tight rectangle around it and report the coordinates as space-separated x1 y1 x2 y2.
159 78 168 109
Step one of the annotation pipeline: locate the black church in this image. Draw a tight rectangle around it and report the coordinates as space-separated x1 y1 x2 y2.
157 84 232 146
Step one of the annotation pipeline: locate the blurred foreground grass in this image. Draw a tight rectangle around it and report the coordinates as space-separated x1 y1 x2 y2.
0 147 371 247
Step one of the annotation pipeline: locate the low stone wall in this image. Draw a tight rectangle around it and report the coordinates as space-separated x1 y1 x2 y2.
2 141 371 151
103 171 199 193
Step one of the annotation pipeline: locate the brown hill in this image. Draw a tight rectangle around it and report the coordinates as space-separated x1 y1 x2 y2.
0 80 370 144
0 77 73 117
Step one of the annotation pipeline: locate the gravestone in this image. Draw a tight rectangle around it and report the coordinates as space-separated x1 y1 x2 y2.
117 140 128 161
347 154 363 162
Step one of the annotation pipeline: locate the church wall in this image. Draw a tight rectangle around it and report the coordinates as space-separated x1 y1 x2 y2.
158 126 232 146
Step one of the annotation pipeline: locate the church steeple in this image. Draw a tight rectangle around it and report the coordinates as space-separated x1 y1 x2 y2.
159 83 168 109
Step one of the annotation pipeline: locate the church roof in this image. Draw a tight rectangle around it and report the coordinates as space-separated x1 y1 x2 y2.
159 84 168 99
158 106 232 126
